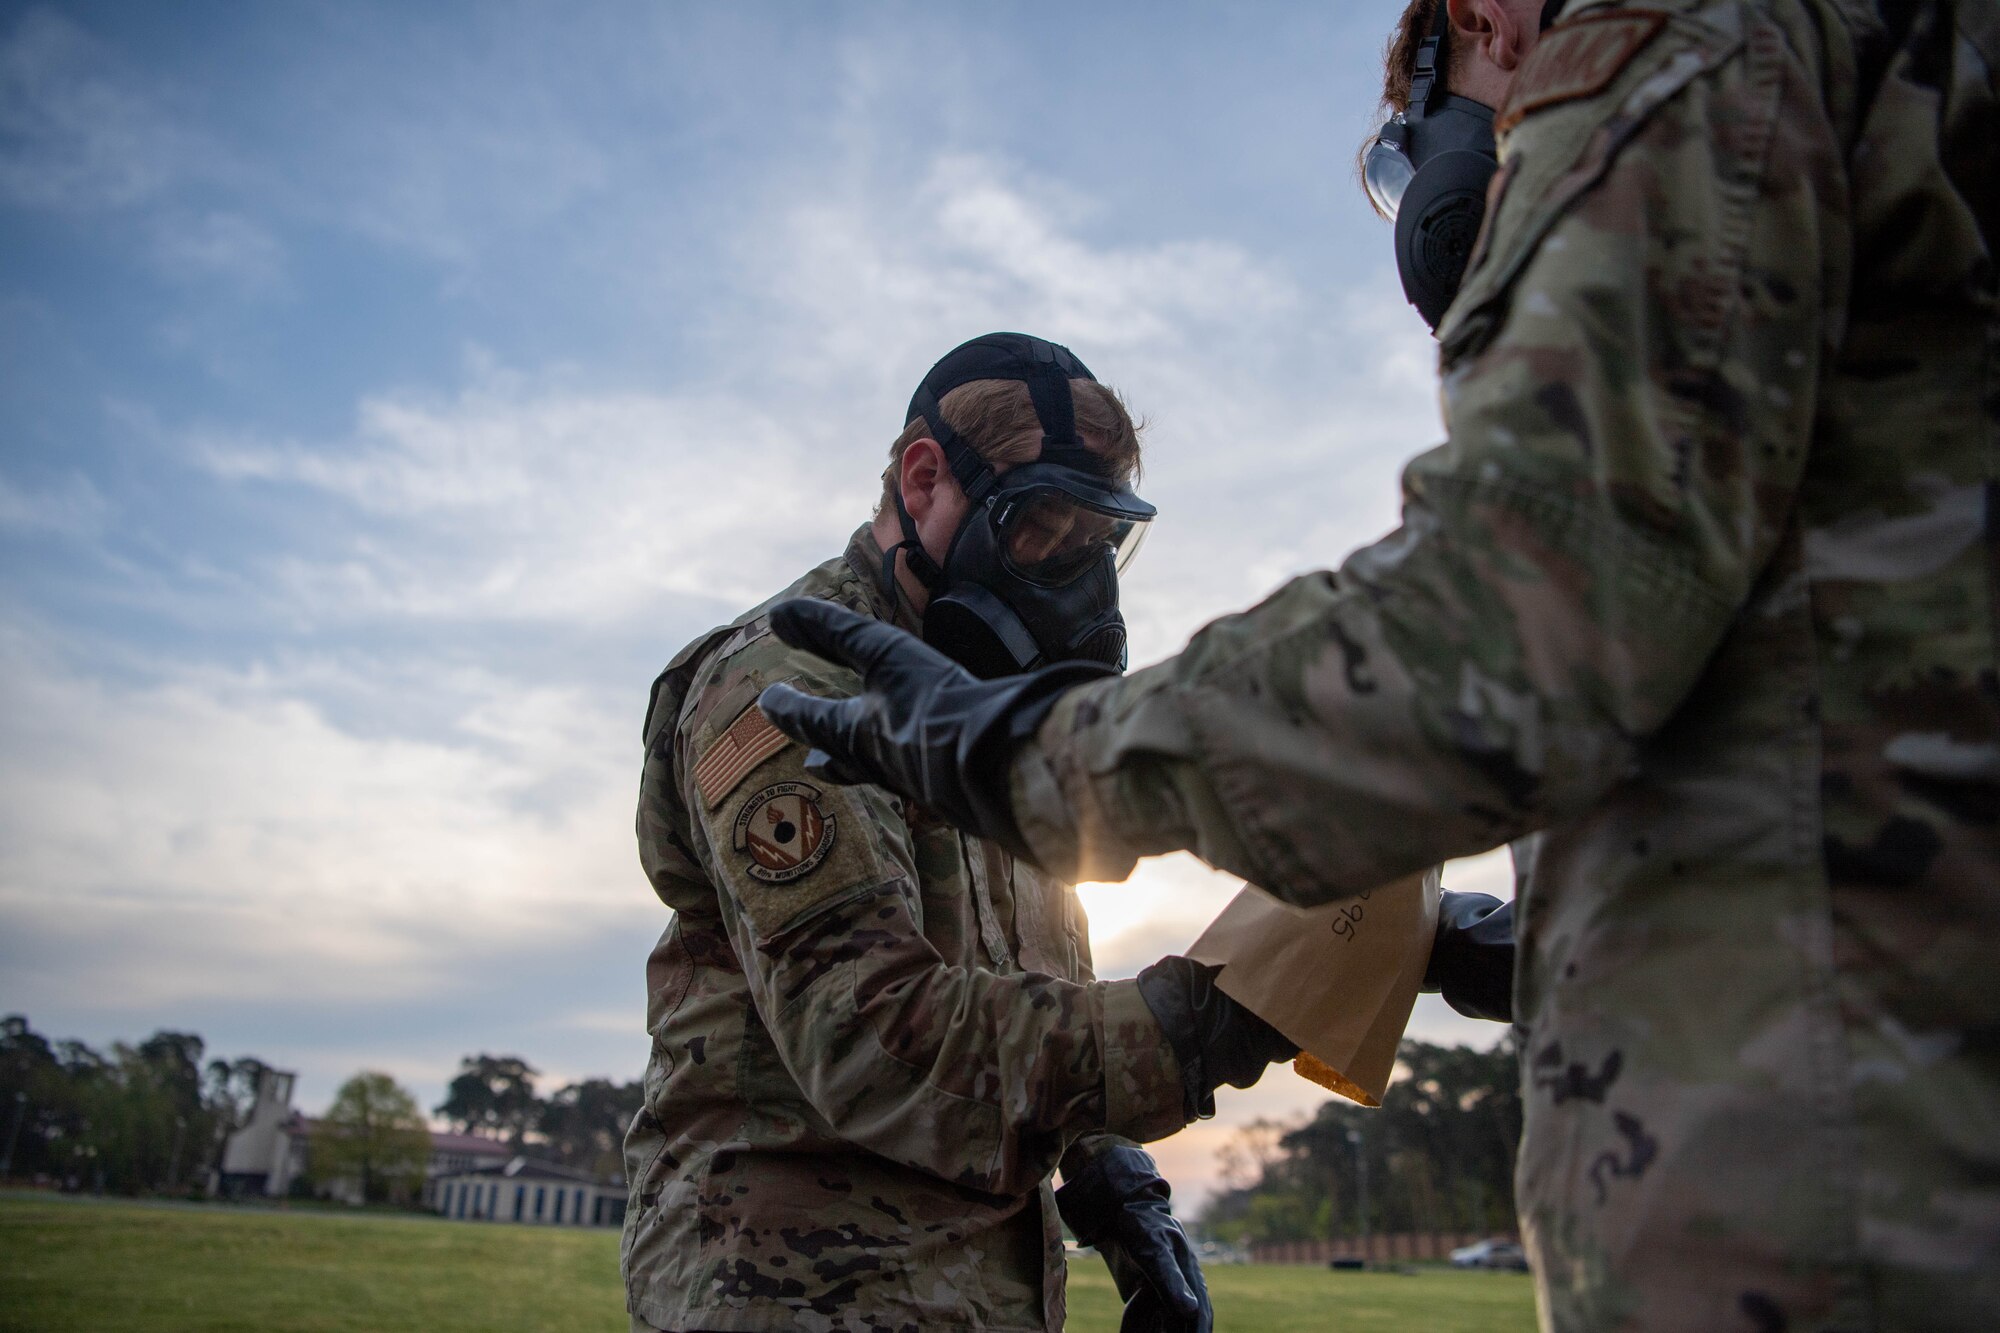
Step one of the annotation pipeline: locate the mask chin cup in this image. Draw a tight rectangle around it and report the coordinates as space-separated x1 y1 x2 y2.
925 583 1046 680
924 582 1129 679
1394 146 1497 332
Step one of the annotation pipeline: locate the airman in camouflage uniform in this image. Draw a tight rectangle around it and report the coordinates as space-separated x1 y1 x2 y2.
761 1 2000 1327
622 529 1187 1329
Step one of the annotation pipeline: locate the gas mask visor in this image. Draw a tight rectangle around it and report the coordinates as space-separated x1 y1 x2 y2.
1363 114 1418 221
920 458 1154 680
987 460 1154 588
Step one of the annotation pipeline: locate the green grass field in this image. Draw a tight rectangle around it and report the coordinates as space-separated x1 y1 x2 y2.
0 1193 1536 1332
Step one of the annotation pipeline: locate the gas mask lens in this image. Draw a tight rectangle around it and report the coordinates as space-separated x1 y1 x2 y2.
1364 117 1415 221
994 487 1149 587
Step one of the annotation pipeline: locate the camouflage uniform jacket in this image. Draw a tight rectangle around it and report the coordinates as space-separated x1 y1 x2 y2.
622 526 1184 1333
1008 2 1999 1328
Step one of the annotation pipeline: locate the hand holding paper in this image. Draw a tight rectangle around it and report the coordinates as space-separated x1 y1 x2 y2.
1186 868 1442 1107
1134 957 1301 1122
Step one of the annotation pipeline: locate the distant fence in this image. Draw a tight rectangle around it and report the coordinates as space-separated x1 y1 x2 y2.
1249 1232 1519 1265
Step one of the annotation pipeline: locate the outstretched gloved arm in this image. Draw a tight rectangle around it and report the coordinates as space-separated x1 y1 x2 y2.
756 597 1094 860
759 599 1517 1039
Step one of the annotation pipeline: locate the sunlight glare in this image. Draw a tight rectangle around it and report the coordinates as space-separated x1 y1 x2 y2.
1074 876 1166 952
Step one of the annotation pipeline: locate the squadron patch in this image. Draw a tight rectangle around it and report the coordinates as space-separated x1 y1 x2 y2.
733 781 836 883
1497 11 1668 132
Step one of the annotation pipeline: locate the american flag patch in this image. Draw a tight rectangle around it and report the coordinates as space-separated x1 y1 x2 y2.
694 703 792 810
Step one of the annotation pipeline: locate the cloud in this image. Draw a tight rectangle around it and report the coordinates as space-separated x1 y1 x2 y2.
736 149 1443 667
1108 275 1444 665
173 149 1442 661
195 376 877 626
0 470 109 539
0 3 607 275
178 151 1334 636
0 620 652 1012
0 8 201 211
762 153 1294 369
300 76 611 269
735 152 1302 415
150 210 287 294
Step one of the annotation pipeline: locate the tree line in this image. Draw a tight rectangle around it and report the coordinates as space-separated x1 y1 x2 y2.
0 1015 252 1196
432 1053 642 1181
1201 1036 1524 1245
0 1015 641 1201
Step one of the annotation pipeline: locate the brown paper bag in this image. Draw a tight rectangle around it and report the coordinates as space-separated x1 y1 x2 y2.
1186 867 1440 1106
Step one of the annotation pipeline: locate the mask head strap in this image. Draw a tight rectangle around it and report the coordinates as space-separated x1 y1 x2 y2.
1019 338 1111 477
1407 0 1452 121
906 381 999 503
908 332 1101 488
883 482 945 603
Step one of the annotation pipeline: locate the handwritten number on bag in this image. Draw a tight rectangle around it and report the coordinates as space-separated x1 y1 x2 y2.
1327 888 1374 942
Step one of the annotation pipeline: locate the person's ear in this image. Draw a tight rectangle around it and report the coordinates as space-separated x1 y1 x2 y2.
898 438 946 521
1447 0 1533 73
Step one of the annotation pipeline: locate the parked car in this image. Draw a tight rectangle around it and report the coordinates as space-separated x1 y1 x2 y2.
1196 1240 1249 1266
1450 1239 1529 1271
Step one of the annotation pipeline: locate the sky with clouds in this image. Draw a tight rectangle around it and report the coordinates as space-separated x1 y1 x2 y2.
0 1 1514 1210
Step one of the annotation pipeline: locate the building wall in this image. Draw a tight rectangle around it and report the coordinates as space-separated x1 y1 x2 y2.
419 1144 510 1207
217 1069 299 1198
432 1174 625 1228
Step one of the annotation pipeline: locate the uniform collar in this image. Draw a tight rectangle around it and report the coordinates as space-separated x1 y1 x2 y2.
842 524 924 636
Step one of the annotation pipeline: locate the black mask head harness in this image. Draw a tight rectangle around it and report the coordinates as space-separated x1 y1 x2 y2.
1363 0 1567 331
884 332 1155 679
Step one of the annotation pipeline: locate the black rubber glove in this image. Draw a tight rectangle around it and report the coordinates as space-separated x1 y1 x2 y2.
1136 957 1300 1122
755 598 1110 857
1422 891 1516 1022
1056 1145 1212 1333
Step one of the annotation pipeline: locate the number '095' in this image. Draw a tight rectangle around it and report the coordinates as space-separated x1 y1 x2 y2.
1328 889 1372 941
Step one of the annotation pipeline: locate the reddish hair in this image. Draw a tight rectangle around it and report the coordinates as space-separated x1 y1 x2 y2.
1382 0 1450 115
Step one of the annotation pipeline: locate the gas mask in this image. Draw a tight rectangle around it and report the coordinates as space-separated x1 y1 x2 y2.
1362 0 1567 332
881 333 1155 680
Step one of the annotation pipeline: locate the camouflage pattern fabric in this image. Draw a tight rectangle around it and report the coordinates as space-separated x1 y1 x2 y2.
1008 1 1999 1327
623 526 1184 1333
